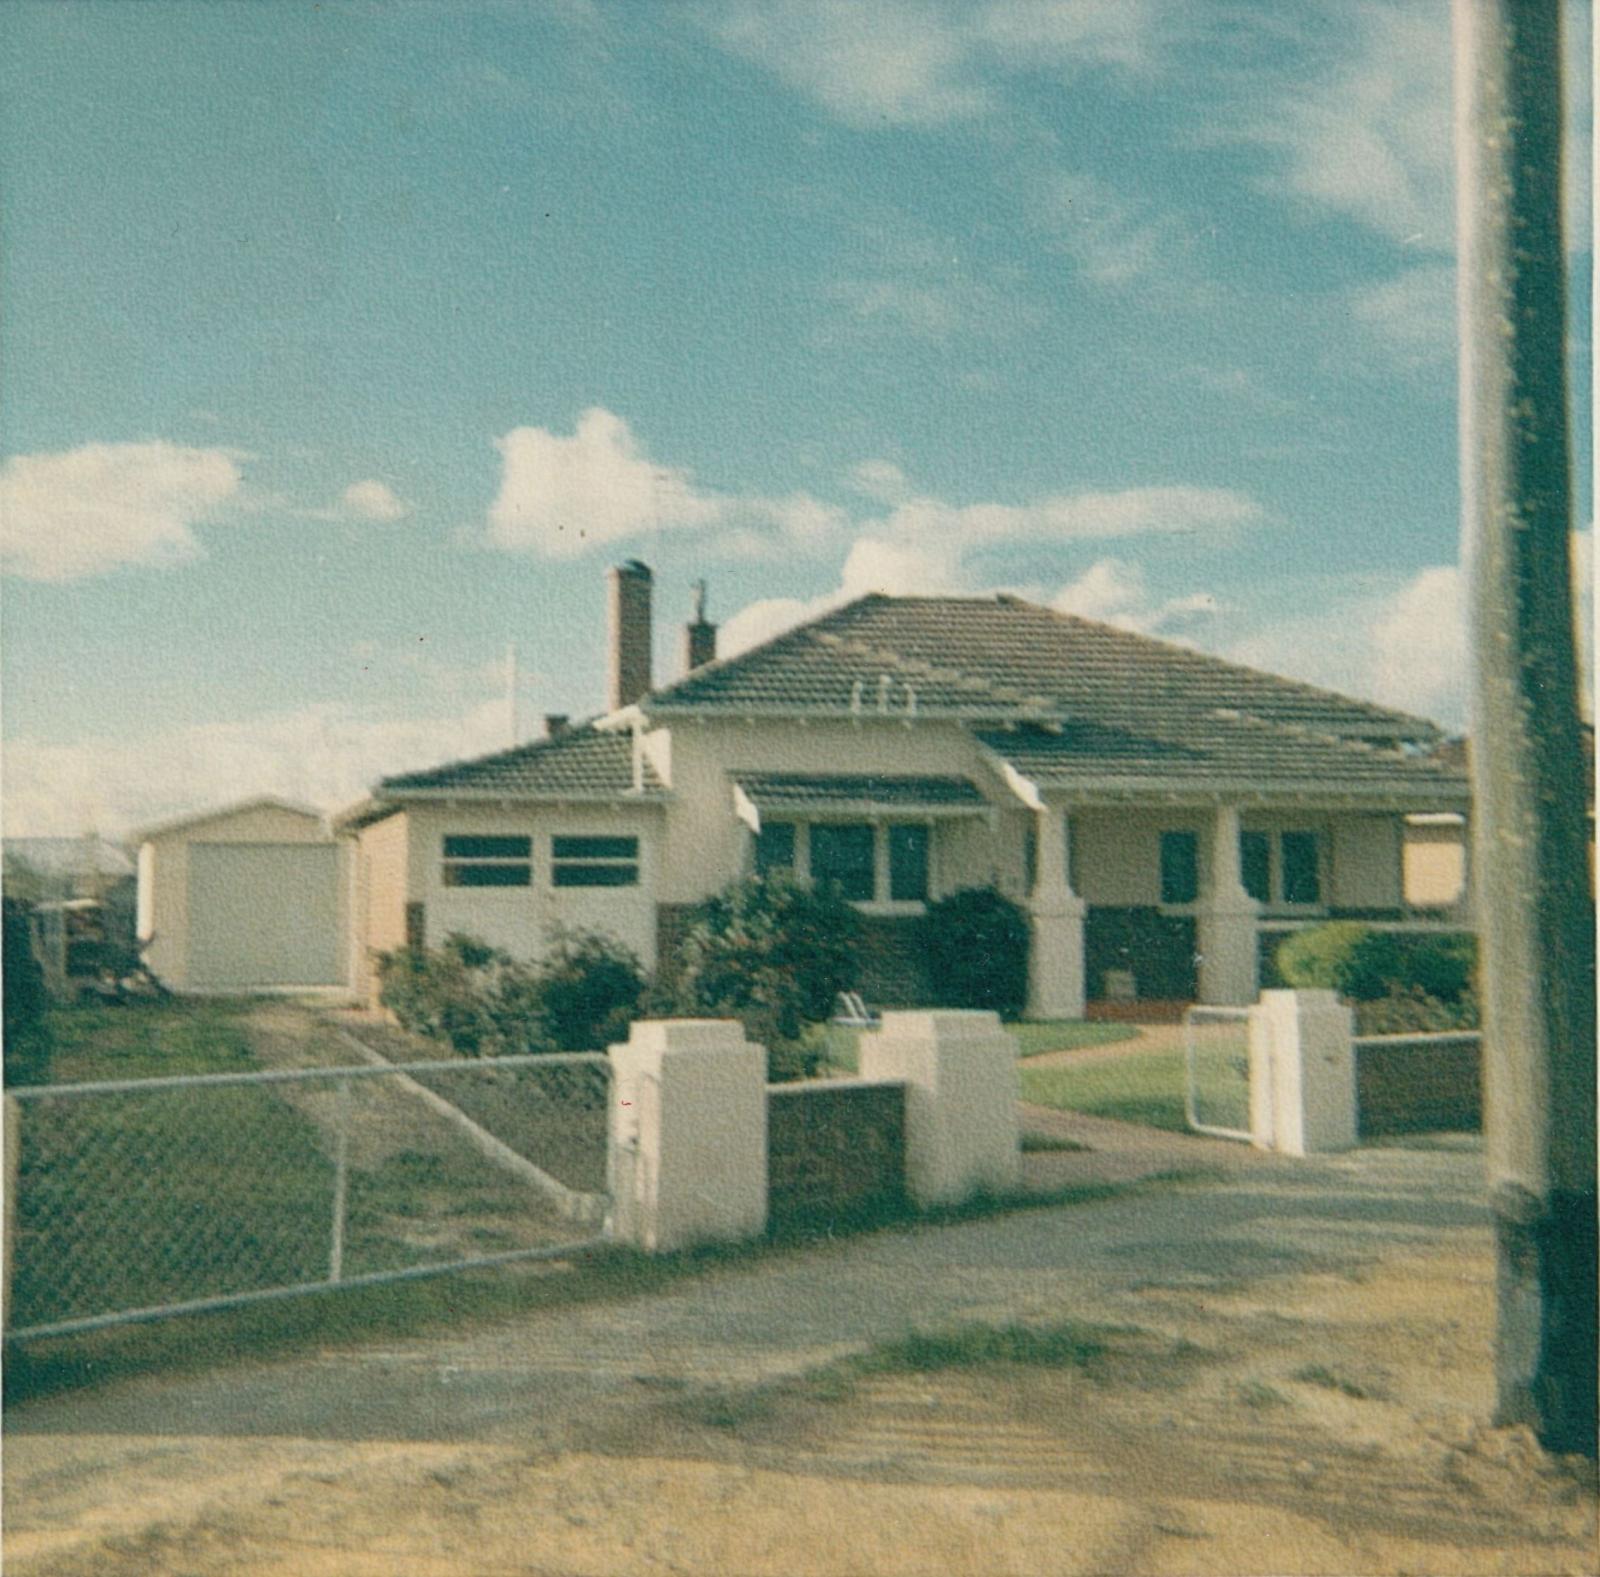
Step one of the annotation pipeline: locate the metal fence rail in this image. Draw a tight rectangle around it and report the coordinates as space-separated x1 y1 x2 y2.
1183 1006 1254 1142
7 1053 611 1341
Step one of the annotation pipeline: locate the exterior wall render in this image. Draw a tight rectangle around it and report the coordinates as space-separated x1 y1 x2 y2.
399 800 664 970
652 718 1017 904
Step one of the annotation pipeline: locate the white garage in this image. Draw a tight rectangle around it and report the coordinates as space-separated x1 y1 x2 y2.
135 797 350 994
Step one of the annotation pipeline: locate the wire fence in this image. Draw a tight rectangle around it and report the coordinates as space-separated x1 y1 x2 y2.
7 1053 611 1341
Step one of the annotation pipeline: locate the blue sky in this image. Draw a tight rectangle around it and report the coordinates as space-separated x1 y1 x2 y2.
1 0 1591 836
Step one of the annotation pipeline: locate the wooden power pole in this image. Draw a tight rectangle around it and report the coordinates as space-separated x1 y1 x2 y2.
1453 0 1596 1457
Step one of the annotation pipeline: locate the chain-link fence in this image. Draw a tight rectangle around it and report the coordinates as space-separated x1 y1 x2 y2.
7 1053 611 1341
1183 1006 1254 1140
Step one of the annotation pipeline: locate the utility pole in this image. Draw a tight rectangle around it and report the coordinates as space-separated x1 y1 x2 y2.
1453 0 1596 1457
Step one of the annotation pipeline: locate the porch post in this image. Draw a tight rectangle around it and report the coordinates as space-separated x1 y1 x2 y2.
1197 804 1259 1005
1028 806 1087 1019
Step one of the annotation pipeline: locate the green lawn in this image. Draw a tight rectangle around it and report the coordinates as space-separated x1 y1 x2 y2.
812 1017 1137 1076
1018 1049 1190 1132
41 997 260 1083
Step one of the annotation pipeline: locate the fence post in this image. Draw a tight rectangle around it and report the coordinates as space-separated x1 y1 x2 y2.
1247 990 1357 1156
329 1076 350 1283
606 1019 767 1254
858 1010 1020 1209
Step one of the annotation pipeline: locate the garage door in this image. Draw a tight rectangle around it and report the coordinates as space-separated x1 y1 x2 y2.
187 843 342 989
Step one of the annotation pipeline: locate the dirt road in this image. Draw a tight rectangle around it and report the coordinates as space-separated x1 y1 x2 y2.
6 1136 1595 1575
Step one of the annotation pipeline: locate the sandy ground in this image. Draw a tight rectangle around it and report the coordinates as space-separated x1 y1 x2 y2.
6 1119 1595 1577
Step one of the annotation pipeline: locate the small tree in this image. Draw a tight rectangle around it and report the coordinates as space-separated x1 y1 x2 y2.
919 886 1030 1019
671 873 860 1079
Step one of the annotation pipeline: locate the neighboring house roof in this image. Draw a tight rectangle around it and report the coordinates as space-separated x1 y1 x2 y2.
130 795 327 844
3 837 135 880
380 723 666 799
732 773 988 814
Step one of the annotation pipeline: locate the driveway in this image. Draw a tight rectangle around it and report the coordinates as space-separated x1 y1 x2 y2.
6 1131 1595 1576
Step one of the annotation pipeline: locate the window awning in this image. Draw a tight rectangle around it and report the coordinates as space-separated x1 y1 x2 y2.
731 773 989 831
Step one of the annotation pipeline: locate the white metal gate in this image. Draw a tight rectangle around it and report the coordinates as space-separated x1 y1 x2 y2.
1183 1005 1255 1141
6 1053 611 1341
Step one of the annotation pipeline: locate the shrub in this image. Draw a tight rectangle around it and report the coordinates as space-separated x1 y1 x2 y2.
533 929 647 1051
1277 923 1478 1020
3 897 52 1087
918 886 1030 1019
377 929 647 1056
670 873 860 1079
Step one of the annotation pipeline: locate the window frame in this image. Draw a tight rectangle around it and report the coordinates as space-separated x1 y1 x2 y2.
752 817 936 910
550 833 641 889
1237 826 1324 911
441 833 533 889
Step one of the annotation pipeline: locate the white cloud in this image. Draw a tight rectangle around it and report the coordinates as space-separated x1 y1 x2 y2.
0 441 243 582
486 406 846 560
848 458 913 503
339 479 410 521
1349 263 1457 371
1241 1 1589 255
703 0 1170 128
1035 171 1195 288
1051 557 1223 635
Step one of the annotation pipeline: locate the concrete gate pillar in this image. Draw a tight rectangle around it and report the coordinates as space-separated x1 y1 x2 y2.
1027 806 1087 1019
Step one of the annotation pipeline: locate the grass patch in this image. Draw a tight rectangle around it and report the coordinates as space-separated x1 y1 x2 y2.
1019 1131 1090 1153
856 1319 1121 1375
1293 1364 1390 1401
1235 1378 1291 1410
811 1018 1138 1076
40 997 260 1083
1019 1048 1190 1131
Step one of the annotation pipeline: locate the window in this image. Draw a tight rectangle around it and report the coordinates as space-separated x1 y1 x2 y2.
1159 830 1199 904
1237 828 1323 907
754 820 796 876
809 823 875 901
551 834 639 888
888 823 930 902
442 834 532 887
1240 830 1271 903
1280 831 1321 905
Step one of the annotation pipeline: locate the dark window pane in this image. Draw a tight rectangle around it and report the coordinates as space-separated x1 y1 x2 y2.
552 835 638 860
1240 831 1271 903
443 835 531 859
755 821 796 874
443 862 531 887
811 822 875 901
888 823 929 901
551 863 638 888
1159 830 1198 905
1281 831 1321 904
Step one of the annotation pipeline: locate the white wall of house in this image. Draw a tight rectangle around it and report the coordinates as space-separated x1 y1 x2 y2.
139 802 344 992
393 801 665 972
653 718 1010 905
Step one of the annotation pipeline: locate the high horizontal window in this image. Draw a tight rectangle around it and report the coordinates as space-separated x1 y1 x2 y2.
442 834 532 887
551 834 639 888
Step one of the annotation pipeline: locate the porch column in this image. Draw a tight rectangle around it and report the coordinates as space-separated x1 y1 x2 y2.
1028 806 1087 1019
1197 804 1259 1005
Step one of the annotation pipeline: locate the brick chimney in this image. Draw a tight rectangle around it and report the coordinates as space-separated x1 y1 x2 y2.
607 560 653 711
544 713 569 739
683 578 717 674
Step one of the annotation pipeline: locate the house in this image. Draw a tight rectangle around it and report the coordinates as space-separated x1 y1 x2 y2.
134 797 347 993
339 562 1473 1015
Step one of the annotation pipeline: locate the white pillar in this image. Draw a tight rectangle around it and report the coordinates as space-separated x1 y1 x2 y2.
859 1010 1021 1207
1247 989 1357 1156
607 1019 768 1253
1198 804 1259 1005
1028 807 1087 1019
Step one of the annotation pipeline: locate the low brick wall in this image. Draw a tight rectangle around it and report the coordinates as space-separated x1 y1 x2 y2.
766 1079 908 1231
1356 1035 1482 1136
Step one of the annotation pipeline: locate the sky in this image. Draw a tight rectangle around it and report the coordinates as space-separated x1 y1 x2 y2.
1 0 1592 838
